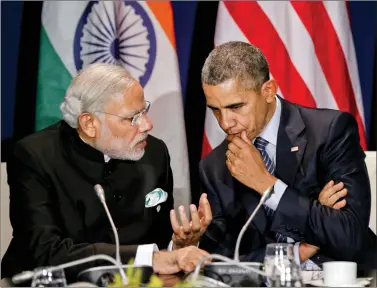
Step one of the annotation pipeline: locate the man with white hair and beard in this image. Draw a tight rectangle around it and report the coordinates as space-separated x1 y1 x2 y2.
1 63 211 283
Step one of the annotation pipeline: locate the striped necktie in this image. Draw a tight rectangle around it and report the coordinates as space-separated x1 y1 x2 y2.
254 137 287 243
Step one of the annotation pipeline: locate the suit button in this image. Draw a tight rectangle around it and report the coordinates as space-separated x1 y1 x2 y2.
113 194 122 201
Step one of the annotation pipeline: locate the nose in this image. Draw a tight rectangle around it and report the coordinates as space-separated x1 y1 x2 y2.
219 111 235 132
138 114 153 132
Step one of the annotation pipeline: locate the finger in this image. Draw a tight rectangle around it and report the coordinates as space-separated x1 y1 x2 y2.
231 136 249 149
226 134 236 142
200 197 213 226
241 130 252 145
323 180 335 191
225 150 233 162
324 182 344 201
328 188 347 206
320 181 336 197
332 181 344 192
182 262 195 273
228 142 241 155
333 199 347 210
197 250 211 267
179 227 188 240
198 193 207 207
178 206 191 233
336 188 348 198
190 205 201 232
170 209 181 234
199 248 210 257
198 193 207 216
320 181 341 199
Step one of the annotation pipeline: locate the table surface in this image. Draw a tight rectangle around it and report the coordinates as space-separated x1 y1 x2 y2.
1 269 376 287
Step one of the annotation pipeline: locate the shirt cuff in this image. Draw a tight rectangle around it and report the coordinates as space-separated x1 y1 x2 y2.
293 242 301 265
134 244 159 267
264 179 288 210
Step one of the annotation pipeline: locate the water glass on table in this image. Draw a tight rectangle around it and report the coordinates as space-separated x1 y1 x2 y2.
270 260 303 287
31 266 67 287
264 243 294 276
263 243 303 287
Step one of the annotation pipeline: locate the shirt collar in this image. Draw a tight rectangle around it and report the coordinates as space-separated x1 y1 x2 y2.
257 96 281 146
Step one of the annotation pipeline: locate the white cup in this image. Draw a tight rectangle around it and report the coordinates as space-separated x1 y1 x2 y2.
323 261 357 286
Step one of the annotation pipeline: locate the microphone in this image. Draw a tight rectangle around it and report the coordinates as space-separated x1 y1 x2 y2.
94 184 121 266
190 186 274 286
234 184 274 261
12 254 128 285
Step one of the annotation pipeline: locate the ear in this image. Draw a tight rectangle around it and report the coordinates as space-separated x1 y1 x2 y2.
78 113 98 138
261 79 278 103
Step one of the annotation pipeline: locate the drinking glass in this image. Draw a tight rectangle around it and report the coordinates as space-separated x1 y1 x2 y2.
31 266 67 287
270 261 304 287
264 243 294 277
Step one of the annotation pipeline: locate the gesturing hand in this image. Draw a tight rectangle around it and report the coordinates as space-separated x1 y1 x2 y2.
170 193 212 250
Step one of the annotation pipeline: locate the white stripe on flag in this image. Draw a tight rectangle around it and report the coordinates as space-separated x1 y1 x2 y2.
42 2 87 77
258 1 338 110
323 1 365 127
204 107 226 149
216 2 287 98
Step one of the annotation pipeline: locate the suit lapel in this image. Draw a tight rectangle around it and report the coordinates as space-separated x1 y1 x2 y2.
275 98 307 186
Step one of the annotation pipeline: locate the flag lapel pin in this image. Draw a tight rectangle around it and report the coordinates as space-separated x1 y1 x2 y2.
291 146 299 152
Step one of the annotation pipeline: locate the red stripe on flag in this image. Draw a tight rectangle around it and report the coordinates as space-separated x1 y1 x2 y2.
224 2 317 108
201 132 213 159
291 2 367 149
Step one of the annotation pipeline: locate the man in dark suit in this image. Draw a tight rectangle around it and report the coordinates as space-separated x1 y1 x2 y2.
196 41 376 269
1 63 209 282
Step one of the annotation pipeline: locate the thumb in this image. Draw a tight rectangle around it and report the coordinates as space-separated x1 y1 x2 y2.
241 130 251 145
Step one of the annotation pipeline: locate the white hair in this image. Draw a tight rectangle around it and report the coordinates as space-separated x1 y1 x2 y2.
60 63 136 128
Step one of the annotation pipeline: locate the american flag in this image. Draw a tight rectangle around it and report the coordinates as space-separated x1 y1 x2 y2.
202 1 367 158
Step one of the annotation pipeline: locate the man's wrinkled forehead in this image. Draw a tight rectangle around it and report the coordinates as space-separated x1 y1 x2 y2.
108 84 146 116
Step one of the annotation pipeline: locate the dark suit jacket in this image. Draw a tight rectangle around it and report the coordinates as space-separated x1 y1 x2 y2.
199 97 377 268
1 121 174 281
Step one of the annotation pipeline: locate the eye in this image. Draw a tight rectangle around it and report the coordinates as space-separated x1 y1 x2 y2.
231 104 243 111
211 108 220 115
121 117 132 124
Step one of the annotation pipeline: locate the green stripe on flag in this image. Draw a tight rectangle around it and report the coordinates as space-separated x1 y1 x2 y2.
36 26 72 131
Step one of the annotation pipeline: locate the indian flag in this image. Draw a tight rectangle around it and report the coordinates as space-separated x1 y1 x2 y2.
36 1 190 208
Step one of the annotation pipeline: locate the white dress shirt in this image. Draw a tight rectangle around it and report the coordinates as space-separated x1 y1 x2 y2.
254 96 320 270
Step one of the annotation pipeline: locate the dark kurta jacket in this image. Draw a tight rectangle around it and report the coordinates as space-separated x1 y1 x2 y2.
1 121 174 281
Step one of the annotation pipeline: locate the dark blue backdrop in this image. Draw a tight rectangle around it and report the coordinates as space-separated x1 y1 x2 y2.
2 1 376 147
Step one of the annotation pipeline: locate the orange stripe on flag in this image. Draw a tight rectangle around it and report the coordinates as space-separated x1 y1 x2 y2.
146 2 176 49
